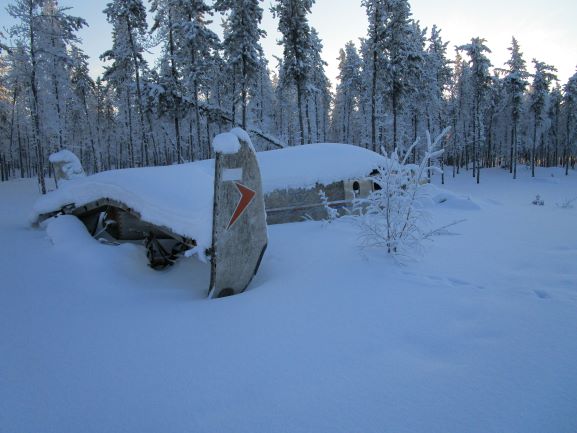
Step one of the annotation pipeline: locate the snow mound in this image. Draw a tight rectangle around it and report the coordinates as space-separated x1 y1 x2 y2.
532 177 561 185
49 149 85 180
258 143 386 193
33 160 216 250
231 127 255 151
422 184 481 210
213 132 240 154
46 215 95 247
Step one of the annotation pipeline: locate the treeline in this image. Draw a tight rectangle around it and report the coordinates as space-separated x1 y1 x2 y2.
0 0 575 193
332 1 577 182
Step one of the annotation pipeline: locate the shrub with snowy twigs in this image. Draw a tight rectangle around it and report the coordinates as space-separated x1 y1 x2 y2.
556 197 577 209
349 128 454 256
319 189 339 224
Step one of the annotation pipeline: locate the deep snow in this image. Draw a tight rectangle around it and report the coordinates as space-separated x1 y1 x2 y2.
1 166 576 433
32 143 386 251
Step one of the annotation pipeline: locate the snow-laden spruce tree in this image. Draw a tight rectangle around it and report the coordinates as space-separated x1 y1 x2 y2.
529 60 557 177
101 0 151 168
548 84 563 168
271 0 315 145
151 0 219 162
332 41 362 145
361 0 386 151
458 38 492 184
384 0 423 153
307 28 332 143
563 69 577 175
503 37 529 179
246 52 276 137
425 25 451 139
215 0 266 130
42 1 87 153
350 127 450 257
69 46 99 171
6 0 86 192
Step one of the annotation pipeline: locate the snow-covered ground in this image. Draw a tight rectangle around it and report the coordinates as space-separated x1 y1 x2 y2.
1 166 576 433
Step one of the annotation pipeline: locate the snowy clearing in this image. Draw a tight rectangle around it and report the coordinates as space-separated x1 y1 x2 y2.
1 166 577 433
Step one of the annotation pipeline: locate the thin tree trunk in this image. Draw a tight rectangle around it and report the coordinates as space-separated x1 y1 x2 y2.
487 111 494 168
566 116 571 176
28 3 46 194
125 91 134 167
371 42 378 151
452 116 457 178
145 111 159 165
532 113 537 177
241 56 247 129
167 12 182 163
80 90 98 173
126 16 149 166
51 62 64 150
231 66 237 126
513 122 518 179
193 81 202 159
188 115 195 161
476 102 481 184
296 79 305 145
554 105 560 166
341 92 347 143
314 93 320 143
17 108 25 178
509 123 514 174
392 89 398 153
8 90 18 177
472 105 477 178
26 123 32 177
412 114 418 163
305 96 312 144
206 117 211 159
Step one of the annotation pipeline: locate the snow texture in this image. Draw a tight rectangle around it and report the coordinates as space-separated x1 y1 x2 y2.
257 143 386 192
33 160 216 249
45 214 95 247
48 149 85 179
31 143 385 250
2 167 577 433
231 127 255 151
212 132 241 154
421 184 482 211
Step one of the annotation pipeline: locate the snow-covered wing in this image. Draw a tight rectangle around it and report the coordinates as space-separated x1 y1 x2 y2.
32 143 385 251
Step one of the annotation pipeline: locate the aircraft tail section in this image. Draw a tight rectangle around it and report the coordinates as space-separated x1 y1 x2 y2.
208 129 268 299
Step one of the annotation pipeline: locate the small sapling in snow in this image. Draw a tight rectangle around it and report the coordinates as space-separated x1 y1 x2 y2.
556 196 577 209
319 189 339 224
348 128 460 257
532 194 545 206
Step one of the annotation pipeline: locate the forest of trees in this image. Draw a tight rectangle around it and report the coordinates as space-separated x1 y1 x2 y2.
0 0 576 193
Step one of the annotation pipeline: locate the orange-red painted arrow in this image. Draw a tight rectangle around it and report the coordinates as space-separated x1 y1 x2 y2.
227 182 256 229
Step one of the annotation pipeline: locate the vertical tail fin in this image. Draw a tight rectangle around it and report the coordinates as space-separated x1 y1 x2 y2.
208 129 268 299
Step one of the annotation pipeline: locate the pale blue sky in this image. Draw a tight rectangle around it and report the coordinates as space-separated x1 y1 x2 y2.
2 0 576 86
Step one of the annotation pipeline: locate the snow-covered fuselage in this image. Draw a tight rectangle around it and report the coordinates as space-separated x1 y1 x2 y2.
32 141 384 296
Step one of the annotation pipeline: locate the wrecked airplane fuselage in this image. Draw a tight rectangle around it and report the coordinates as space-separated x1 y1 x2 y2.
32 131 385 298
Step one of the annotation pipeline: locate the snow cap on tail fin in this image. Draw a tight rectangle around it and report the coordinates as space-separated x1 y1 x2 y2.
49 150 85 181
